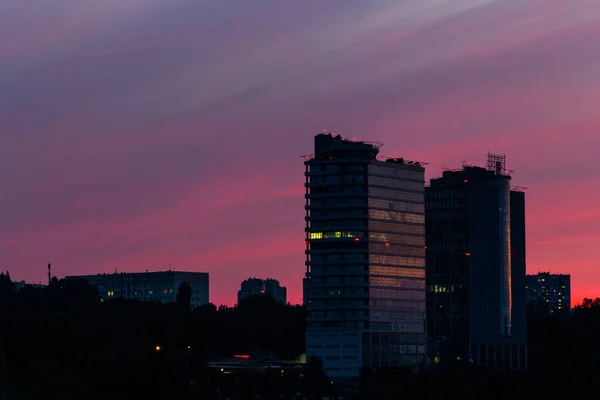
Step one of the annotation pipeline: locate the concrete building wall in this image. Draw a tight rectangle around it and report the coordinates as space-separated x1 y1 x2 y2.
526 272 570 312
66 271 209 308
238 278 287 304
304 151 370 378
304 133 426 378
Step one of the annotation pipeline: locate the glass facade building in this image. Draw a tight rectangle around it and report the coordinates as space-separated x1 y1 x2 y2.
304 133 426 378
425 159 527 371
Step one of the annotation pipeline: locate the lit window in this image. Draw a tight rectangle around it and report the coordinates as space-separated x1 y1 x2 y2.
310 231 365 240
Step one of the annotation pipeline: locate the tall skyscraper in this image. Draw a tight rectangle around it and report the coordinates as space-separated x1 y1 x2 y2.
425 154 527 370
303 133 426 379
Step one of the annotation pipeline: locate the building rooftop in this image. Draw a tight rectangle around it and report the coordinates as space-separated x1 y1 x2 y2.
430 153 516 186
304 133 425 169
312 133 381 160
527 272 571 278
66 270 208 280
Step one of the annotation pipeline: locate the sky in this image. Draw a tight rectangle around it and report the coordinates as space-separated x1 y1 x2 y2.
2 0 600 306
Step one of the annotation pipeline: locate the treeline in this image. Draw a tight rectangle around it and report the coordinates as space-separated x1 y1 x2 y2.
528 297 600 376
0 273 306 399
3 270 600 399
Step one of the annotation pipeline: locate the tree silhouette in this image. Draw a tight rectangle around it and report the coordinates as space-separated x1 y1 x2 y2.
0 272 15 296
176 281 192 311
580 297 600 309
6 271 600 398
304 355 328 396
0 273 308 398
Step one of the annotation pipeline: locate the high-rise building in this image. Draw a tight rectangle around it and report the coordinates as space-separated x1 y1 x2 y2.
66 270 209 309
425 154 527 371
525 272 571 313
238 278 287 304
303 133 427 379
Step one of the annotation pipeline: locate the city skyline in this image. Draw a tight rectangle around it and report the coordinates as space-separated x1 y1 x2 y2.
3 0 600 306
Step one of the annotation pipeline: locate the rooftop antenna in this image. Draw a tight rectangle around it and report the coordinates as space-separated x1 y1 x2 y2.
47 263 52 285
485 152 507 175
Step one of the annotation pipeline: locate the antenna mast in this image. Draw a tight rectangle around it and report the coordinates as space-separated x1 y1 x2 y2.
485 152 510 175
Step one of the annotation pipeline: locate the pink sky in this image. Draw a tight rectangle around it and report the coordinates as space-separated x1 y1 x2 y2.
2 0 600 306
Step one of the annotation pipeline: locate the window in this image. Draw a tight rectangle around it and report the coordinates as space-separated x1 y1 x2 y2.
369 255 425 267
370 288 425 300
370 276 425 289
369 209 424 224
369 187 424 202
369 232 424 245
309 231 365 240
368 221 425 235
368 176 424 192
369 266 425 279
369 198 424 212
369 243 425 257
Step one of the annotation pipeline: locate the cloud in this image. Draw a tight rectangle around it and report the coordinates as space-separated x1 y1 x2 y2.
3 0 600 305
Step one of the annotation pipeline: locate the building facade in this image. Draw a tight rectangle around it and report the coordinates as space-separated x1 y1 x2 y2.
425 155 527 371
66 270 209 308
304 133 426 378
238 278 287 304
525 272 571 313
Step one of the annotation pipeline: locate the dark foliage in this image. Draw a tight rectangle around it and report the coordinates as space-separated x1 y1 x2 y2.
352 297 600 398
0 273 305 399
176 281 192 311
3 271 600 399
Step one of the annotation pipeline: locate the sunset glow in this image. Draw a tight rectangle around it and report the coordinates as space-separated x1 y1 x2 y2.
2 0 600 306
